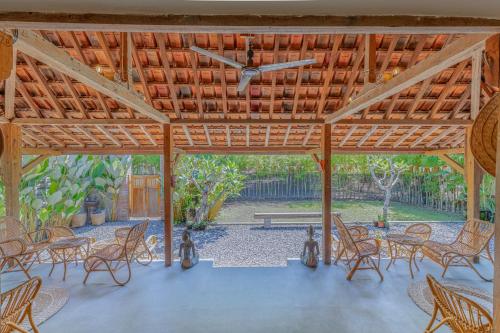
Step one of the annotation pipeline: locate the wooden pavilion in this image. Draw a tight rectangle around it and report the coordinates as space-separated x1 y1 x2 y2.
1 7 500 330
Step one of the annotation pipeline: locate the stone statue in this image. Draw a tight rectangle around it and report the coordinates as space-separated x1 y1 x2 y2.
179 230 199 269
301 225 319 268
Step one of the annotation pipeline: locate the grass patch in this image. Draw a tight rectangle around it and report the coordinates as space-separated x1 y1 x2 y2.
286 200 464 222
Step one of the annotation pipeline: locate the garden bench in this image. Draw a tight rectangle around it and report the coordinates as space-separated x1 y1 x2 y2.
254 212 341 228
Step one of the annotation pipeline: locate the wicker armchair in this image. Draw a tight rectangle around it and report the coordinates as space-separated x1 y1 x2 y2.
83 220 150 286
113 224 154 265
333 215 383 281
422 219 494 281
333 225 369 265
48 226 77 242
1 277 42 333
425 274 492 332
0 217 50 279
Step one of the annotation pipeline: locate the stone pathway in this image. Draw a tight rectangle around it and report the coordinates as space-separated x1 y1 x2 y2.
74 220 470 267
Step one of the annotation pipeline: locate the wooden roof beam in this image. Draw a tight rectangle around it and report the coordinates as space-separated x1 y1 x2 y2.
96 125 121 147
393 125 419 147
283 125 291 146
15 77 43 118
374 126 397 147
187 34 204 118
325 34 490 124
364 34 377 84
53 125 85 147
76 125 104 147
203 125 212 146
22 155 49 175
96 32 117 73
120 125 140 146
13 29 169 123
438 153 464 174
302 125 315 147
357 125 378 147
4 46 16 120
140 125 158 146
155 33 180 118
182 125 194 146
23 54 66 119
316 35 343 117
246 125 250 147
339 125 357 147
226 125 231 147
410 126 439 148
425 126 457 147
265 125 271 147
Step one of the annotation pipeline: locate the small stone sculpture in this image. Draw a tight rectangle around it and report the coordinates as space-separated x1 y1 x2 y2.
301 225 319 268
179 230 199 269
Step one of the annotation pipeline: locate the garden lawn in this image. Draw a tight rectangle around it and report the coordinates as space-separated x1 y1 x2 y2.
216 200 464 224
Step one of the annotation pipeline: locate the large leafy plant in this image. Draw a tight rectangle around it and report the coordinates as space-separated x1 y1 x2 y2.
93 156 131 221
20 155 94 230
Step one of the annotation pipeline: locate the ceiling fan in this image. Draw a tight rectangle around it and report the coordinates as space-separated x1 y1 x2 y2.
190 37 317 92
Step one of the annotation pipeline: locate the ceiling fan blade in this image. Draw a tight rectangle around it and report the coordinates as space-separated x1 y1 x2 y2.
257 59 317 73
190 46 243 69
237 73 254 92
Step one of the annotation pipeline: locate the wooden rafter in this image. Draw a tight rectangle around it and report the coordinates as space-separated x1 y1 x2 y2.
357 125 378 147
96 125 121 147
410 126 439 148
325 34 489 123
76 125 104 147
120 125 140 146
140 125 157 146
438 154 464 174
14 29 170 123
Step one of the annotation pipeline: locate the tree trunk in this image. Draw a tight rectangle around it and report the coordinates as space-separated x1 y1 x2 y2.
383 189 392 221
194 188 209 224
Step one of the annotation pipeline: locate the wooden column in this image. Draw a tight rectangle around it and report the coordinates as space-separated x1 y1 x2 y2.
321 124 332 265
0 124 22 235
493 107 500 331
465 127 483 221
163 124 174 267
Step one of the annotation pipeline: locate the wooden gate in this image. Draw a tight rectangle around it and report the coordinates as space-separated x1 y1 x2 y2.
129 175 162 218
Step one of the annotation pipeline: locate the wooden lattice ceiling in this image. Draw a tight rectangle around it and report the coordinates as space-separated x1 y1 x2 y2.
1 31 490 155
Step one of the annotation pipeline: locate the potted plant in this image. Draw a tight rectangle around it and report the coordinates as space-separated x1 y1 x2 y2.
374 231 384 249
376 214 386 228
91 208 106 226
71 209 87 228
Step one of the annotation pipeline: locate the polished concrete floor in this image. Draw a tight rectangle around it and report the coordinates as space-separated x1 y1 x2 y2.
2 259 493 333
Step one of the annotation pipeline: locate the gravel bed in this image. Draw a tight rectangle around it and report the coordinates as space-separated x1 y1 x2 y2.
73 220 473 267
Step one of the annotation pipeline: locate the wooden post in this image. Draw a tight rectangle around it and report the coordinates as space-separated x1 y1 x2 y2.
163 123 174 267
493 107 500 331
465 127 483 221
321 124 332 264
364 34 377 84
0 124 22 236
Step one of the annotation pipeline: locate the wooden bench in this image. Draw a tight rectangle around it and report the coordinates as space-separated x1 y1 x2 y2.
254 212 341 228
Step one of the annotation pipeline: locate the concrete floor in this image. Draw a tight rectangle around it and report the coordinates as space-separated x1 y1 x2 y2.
2 259 493 333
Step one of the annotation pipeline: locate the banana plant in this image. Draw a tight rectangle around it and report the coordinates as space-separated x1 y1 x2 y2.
93 156 131 221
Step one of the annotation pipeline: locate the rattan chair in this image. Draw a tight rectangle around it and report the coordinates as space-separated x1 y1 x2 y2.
333 225 369 265
1 277 42 333
113 223 154 265
83 220 150 286
0 217 50 279
422 219 494 281
333 215 383 281
425 274 492 333
48 226 77 242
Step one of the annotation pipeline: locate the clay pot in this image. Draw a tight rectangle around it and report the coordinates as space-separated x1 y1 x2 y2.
91 211 106 226
71 213 87 228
